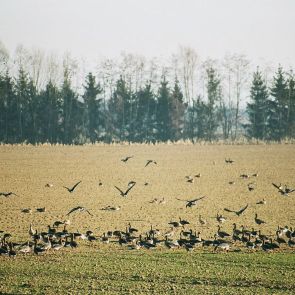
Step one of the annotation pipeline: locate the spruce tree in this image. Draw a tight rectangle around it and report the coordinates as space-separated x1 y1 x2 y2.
83 72 103 143
169 78 186 141
245 69 268 139
134 83 156 142
268 66 288 140
108 76 131 141
156 77 171 141
37 80 61 143
286 72 295 137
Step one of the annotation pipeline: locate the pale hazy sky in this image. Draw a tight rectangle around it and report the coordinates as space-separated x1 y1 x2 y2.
0 0 295 67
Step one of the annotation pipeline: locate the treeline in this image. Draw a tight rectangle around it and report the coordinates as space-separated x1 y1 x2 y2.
0 43 294 144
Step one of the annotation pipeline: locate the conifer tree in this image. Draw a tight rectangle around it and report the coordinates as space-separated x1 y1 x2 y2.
83 72 103 143
156 77 171 141
245 69 268 139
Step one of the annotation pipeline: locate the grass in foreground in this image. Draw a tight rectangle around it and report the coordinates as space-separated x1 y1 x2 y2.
0 248 294 294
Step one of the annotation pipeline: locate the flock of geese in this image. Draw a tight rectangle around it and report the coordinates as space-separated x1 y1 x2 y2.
1 156 295 258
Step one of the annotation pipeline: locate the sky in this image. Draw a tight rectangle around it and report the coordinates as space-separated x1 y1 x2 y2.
0 0 295 68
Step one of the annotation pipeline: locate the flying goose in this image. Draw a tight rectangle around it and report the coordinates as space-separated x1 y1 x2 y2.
66 206 93 216
121 156 133 162
63 181 82 193
114 182 136 197
145 160 157 167
225 158 234 164
272 183 295 196
176 196 206 208
101 205 121 211
224 204 248 216
0 192 19 197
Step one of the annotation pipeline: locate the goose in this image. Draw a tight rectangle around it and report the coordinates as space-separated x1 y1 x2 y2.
101 233 110 244
256 199 266 205
164 236 179 249
36 207 46 212
63 181 82 193
149 225 160 236
21 208 32 214
145 160 157 167
214 242 230 252
45 183 53 188
216 213 226 223
276 231 286 244
255 213 266 225
114 182 136 197
52 239 65 251
247 183 255 191
224 204 248 216
53 221 64 228
250 228 258 238
164 227 175 237
228 181 235 185
0 192 19 197
128 223 138 234
29 224 37 236
240 174 250 179
98 180 103 186
245 237 255 250
33 240 46 255
176 196 206 208
232 223 243 236
18 242 32 254
8 243 17 258
288 239 295 247
101 205 121 211
179 217 190 226
121 156 133 162
168 221 181 228
225 158 234 164
66 206 93 216
199 215 207 226
217 225 230 239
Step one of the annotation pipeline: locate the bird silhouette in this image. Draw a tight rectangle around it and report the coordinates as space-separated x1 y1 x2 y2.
255 213 266 225
121 156 133 163
176 196 206 208
225 158 234 164
114 182 136 197
66 206 93 216
272 183 295 196
0 192 19 197
224 204 248 216
63 181 82 193
145 160 157 167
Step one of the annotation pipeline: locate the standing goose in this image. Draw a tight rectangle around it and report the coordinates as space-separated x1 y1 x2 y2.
255 213 266 225
217 225 230 239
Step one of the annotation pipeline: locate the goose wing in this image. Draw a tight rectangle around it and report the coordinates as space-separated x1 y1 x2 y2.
124 182 136 195
66 206 81 216
237 204 248 215
272 183 281 190
70 181 82 192
224 208 235 213
114 186 124 195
